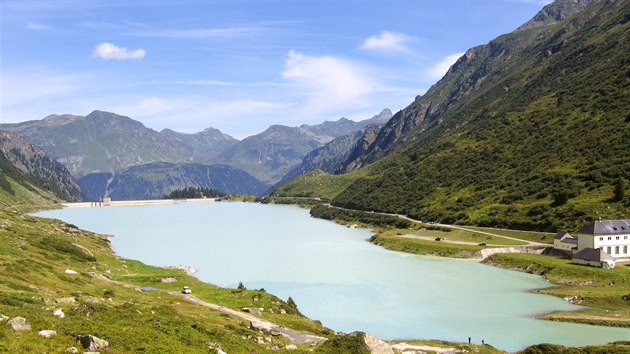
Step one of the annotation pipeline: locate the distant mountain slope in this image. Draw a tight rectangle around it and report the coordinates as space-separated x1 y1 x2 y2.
160 127 238 161
0 130 83 202
215 109 392 185
276 125 382 189
329 0 630 231
78 162 269 201
338 0 600 172
0 111 237 176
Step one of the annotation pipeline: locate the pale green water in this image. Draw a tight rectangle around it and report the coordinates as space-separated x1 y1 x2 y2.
37 202 629 352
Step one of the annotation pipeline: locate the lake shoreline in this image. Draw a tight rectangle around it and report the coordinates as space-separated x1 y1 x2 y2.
39 200 630 350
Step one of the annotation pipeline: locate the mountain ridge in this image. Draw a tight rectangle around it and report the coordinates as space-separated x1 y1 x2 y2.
279 0 630 231
0 130 83 202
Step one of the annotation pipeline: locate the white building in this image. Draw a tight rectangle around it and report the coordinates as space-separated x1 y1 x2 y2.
576 219 630 261
572 248 616 269
553 232 577 252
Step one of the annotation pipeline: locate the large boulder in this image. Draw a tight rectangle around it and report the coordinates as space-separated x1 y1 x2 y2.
39 330 57 338
77 334 109 351
363 333 394 354
7 316 31 331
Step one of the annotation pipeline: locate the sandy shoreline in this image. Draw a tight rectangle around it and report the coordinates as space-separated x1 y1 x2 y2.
61 197 218 208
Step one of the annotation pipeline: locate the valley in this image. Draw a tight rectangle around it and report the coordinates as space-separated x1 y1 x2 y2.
1 0 629 352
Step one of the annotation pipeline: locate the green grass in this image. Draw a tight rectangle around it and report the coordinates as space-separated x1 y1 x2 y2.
461 226 554 244
483 253 630 327
410 226 528 246
371 230 484 259
0 209 333 353
272 168 370 201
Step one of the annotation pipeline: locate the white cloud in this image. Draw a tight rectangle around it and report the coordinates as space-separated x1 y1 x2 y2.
427 52 465 80
282 50 375 108
26 22 53 31
361 31 411 53
93 42 145 60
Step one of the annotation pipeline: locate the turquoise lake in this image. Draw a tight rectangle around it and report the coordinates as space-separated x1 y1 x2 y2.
36 202 629 352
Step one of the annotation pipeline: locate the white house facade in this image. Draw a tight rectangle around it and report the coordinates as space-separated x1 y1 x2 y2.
576 219 630 261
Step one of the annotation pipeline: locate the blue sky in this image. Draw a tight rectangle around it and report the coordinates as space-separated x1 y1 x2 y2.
1 0 549 138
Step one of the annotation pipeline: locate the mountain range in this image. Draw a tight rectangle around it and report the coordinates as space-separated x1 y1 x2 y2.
274 0 630 231
1 107 391 199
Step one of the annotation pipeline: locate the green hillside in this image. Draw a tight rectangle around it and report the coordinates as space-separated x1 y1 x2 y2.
331 0 630 232
0 152 65 213
272 168 370 201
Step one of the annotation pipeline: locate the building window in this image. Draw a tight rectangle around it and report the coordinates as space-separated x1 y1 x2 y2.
625 236 628 240
607 246 612 254
607 237 612 240
616 236 620 240
615 246 620 254
624 246 628 254
600 237 604 241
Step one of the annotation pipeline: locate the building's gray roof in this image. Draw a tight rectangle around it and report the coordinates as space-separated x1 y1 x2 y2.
554 232 575 241
578 219 630 235
573 248 615 262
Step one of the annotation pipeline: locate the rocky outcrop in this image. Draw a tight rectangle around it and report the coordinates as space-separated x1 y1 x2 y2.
363 333 394 354
517 0 597 31
6 316 31 331
77 334 109 352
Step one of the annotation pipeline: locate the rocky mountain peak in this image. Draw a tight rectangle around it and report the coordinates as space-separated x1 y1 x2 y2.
517 0 598 31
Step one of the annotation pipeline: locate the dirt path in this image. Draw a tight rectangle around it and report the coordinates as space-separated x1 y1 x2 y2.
97 275 326 345
391 342 458 353
166 290 327 344
400 234 506 246
323 204 547 246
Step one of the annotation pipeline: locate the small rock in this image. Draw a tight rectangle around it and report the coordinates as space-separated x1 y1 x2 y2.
77 334 109 351
160 277 178 283
217 349 227 354
53 309 65 318
64 269 78 274
249 321 272 333
65 347 79 354
242 307 262 316
84 296 101 304
0 314 9 322
279 309 286 315
285 344 298 350
55 297 76 304
253 296 259 302
7 316 31 331
39 330 57 338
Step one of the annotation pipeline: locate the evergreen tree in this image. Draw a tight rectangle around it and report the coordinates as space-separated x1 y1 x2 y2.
613 178 625 201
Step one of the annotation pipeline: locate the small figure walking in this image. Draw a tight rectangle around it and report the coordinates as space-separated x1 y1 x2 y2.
468 337 471 344
482 339 485 345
